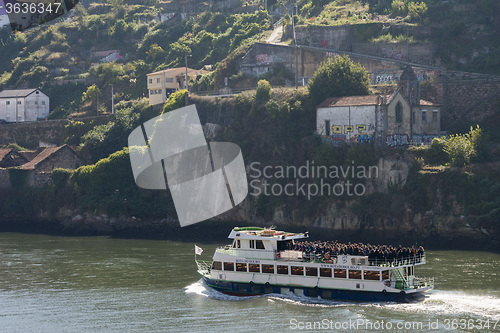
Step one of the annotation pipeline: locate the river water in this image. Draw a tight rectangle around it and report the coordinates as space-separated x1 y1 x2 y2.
0 233 499 333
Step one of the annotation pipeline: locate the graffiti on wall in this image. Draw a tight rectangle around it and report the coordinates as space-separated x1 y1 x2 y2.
331 124 374 134
326 52 340 59
321 40 329 47
382 48 405 61
256 54 270 62
354 133 374 143
331 134 346 143
386 134 410 147
412 134 437 145
373 74 394 85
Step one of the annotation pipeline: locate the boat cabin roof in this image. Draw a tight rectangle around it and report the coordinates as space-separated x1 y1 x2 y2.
229 227 308 241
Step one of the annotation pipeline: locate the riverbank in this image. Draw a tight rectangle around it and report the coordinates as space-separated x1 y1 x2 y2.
1 214 498 252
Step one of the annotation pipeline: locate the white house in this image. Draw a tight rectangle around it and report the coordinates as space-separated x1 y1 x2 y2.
316 66 441 147
316 95 386 144
0 89 50 123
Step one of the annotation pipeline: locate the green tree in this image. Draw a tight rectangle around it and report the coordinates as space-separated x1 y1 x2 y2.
255 79 271 104
146 43 165 61
308 55 370 105
407 1 428 23
444 126 484 167
82 84 102 112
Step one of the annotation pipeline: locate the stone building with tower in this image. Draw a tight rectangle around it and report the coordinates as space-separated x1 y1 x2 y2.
316 66 441 148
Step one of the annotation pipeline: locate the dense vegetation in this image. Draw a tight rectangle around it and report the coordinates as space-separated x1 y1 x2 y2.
0 0 499 243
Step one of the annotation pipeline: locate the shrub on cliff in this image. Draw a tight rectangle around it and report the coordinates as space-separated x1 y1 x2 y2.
308 55 370 105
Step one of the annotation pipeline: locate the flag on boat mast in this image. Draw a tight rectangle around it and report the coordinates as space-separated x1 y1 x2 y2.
195 245 203 256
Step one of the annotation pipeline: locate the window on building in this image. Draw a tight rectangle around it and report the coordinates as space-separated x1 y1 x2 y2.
166 78 174 83
36 91 39 94
149 79 152 84
34 101 38 105
432 110 438 122
17 101 21 104
157 78 160 83
42 101 45 105
6 101 10 105
150 90 154 95
422 110 427 122
395 102 403 123
325 120 330 136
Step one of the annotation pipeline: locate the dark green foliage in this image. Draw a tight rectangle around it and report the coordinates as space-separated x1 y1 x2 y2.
9 169 29 188
82 98 156 162
254 80 271 105
162 90 187 114
71 148 175 217
52 168 72 189
308 55 370 105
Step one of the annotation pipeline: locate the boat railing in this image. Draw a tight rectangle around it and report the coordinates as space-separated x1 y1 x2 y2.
300 253 426 267
368 254 426 267
413 276 434 289
196 260 212 274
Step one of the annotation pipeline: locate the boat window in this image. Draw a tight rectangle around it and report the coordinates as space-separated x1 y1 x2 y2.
363 271 381 280
236 263 247 272
224 262 234 271
277 265 289 275
233 240 240 248
306 267 318 277
262 264 275 274
291 266 304 276
249 264 260 273
334 269 347 278
212 261 222 270
349 270 362 279
255 240 265 249
382 270 389 280
320 267 332 277
277 240 293 251
249 240 255 249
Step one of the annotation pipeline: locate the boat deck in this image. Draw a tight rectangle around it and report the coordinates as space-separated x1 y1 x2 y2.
216 247 426 267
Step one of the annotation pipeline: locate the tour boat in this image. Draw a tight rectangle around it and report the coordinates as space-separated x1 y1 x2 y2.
195 227 434 302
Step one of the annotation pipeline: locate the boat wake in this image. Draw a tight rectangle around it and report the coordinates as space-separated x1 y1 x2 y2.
185 280 258 301
387 290 500 320
185 279 384 307
186 280 500 320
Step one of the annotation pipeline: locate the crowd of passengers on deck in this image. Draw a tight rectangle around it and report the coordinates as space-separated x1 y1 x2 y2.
287 241 425 264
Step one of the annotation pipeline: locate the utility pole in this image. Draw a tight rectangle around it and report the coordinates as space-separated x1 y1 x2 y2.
110 84 114 114
185 54 192 106
293 1 298 89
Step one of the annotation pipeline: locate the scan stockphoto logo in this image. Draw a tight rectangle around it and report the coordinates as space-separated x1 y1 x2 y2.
128 105 248 227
